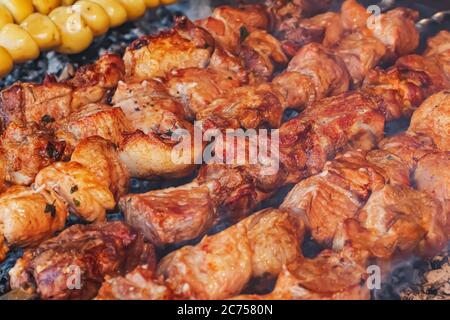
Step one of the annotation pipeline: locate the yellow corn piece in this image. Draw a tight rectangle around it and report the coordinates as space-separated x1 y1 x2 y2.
72 0 110 36
49 6 93 54
0 23 40 63
0 4 13 29
0 45 13 78
90 0 127 27
32 0 62 15
0 0 34 23
21 13 61 50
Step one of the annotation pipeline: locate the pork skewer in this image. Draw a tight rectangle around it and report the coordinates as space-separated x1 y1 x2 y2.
121 29 450 248
93 88 450 301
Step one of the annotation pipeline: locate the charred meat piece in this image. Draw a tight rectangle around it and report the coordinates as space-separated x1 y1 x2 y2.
424 31 450 81
9 222 155 300
334 32 387 86
0 82 72 131
124 17 214 82
96 265 171 300
370 8 419 60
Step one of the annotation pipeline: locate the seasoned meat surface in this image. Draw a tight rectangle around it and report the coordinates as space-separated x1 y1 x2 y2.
9 222 155 300
124 17 215 82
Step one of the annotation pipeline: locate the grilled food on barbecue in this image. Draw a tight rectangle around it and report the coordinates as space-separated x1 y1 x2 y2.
9 221 155 299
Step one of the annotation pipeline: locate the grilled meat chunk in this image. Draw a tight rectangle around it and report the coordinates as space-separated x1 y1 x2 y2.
424 31 450 81
197 83 286 130
370 8 419 59
0 185 68 262
9 222 155 300
240 30 288 83
65 54 125 110
166 67 242 116
158 220 252 299
124 17 215 82
279 92 385 183
0 122 66 185
0 54 124 130
282 149 410 245
121 182 217 247
273 43 350 109
55 103 131 152
96 265 171 300
414 152 450 231
112 79 190 132
34 161 115 222
0 82 72 131
157 209 303 300
71 136 130 201
337 184 447 259
118 128 199 179
233 246 369 300
113 81 199 179
334 32 387 86
378 132 437 170
196 5 269 54
409 91 450 151
286 43 350 99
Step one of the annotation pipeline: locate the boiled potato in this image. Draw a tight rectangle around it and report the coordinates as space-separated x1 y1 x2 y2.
144 0 159 7
90 0 126 27
72 0 110 36
117 0 145 20
0 46 13 78
0 24 40 63
0 4 13 29
21 13 61 50
49 6 93 54
32 0 61 14
0 0 34 23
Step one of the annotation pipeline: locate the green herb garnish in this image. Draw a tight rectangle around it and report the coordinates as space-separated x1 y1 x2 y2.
240 26 249 41
44 203 56 218
41 115 55 124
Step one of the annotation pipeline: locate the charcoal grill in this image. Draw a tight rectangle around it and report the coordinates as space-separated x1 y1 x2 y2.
0 0 449 300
